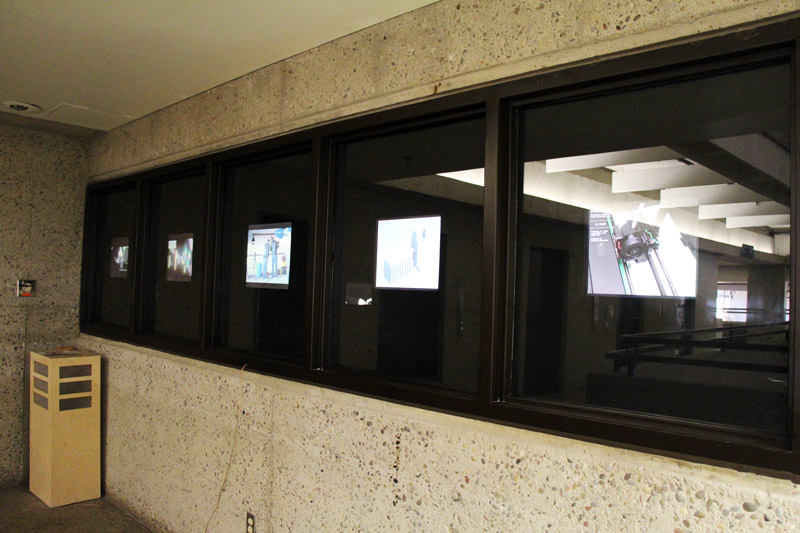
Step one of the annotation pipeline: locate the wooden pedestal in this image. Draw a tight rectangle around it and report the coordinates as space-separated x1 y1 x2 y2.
29 350 101 507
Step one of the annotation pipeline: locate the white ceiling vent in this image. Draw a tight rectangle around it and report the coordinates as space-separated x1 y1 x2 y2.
45 104 133 131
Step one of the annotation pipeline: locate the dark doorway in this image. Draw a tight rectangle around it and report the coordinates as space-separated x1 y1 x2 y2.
522 246 568 395
376 238 446 382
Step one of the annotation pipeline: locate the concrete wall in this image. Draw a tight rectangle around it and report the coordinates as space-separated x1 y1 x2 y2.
30 0 800 530
0 124 87 486
88 0 800 181
78 335 800 532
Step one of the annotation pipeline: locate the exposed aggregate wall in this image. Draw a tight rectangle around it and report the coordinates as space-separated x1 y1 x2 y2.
0 125 86 486
79 335 800 532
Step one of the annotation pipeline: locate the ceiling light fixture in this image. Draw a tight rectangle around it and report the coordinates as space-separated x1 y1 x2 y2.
3 100 42 114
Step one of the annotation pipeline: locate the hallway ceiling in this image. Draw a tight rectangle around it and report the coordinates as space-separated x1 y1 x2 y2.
0 0 437 136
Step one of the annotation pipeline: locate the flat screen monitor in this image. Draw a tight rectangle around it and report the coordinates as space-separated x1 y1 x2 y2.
587 211 696 297
246 223 292 289
109 237 129 279
166 233 193 282
375 215 441 290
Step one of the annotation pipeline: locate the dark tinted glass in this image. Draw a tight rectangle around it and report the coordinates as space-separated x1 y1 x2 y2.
217 150 313 360
330 116 485 391
93 186 136 327
514 60 791 435
143 173 207 340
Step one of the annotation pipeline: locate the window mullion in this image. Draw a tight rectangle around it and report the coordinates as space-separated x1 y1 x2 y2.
481 96 511 403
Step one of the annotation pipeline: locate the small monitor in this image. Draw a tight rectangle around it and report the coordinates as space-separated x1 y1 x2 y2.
246 223 292 289
587 211 696 297
375 215 441 290
166 233 193 282
109 237 129 279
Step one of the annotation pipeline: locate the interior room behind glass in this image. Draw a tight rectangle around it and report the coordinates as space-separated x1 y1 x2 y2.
217 150 314 360
513 59 791 435
143 173 208 341
330 116 485 391
90 185 137 328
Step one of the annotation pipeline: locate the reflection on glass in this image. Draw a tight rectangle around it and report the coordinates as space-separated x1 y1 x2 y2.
95 187 136 327
510 60 791 435
331 116 485 391
217 151 313 359
587 210 697 297
716 282 748 323
146 175 206 340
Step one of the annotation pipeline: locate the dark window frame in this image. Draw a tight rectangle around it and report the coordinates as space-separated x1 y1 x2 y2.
80 180 140 332
79 18 800 478
323 107 487 394
210 143 315 363
497 45 797 470
139 168 211 343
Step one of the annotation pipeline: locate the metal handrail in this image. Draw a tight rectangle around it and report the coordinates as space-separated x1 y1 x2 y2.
607 322 789 376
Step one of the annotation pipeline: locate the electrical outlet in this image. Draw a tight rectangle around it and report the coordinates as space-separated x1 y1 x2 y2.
246 512 255 533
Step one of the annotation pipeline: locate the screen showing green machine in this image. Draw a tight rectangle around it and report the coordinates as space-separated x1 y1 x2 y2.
587 211 697 297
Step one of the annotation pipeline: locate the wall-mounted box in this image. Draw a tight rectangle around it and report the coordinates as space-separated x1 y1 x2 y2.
17 279 35 297
29 350 101 507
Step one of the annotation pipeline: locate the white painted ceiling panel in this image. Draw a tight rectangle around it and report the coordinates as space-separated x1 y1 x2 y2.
0 0 438 132
611 164 726 193
544 147 683 174
698 201 789 220
660 183 768 208
711 134 790 186
725 214 792 229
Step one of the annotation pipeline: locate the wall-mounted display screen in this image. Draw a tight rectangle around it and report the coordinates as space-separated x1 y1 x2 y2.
166 233 193 282
587 211 697 297
246 223 292 289
375 215 441 290
109 237 129 279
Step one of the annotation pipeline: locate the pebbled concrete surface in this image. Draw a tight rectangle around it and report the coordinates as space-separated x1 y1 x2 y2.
78 335 800 533
0 125 86 487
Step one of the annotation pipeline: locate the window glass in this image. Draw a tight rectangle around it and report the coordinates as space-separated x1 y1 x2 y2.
217 150 313 359
143 173 207 340
514 60 791 435
92 186 136 327
330 116 485 391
